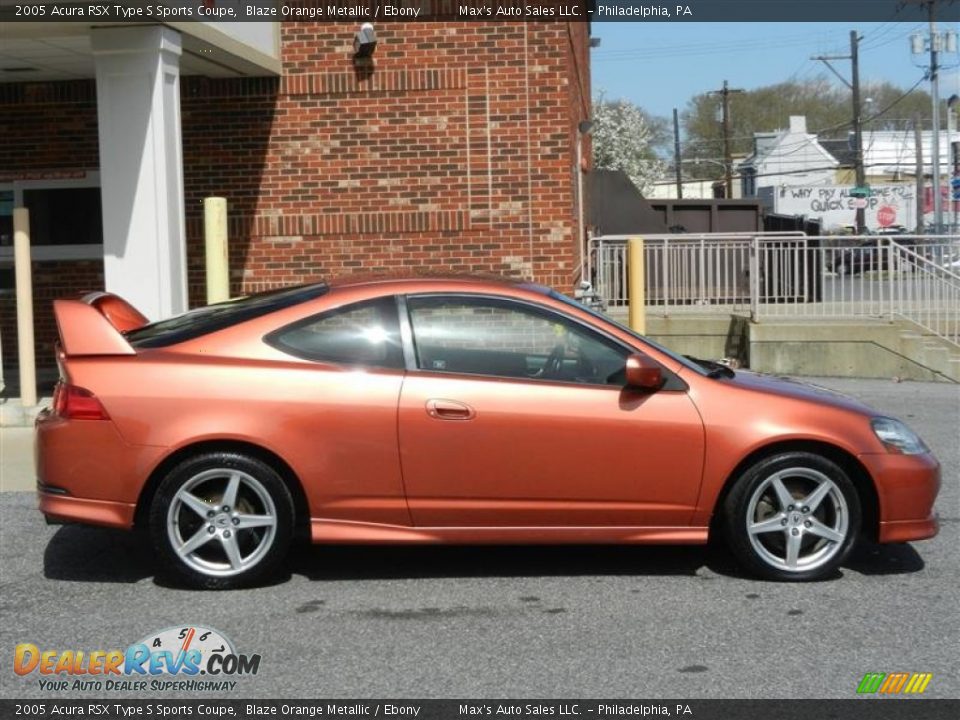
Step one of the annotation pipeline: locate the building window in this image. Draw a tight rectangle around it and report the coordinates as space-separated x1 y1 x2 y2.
22 188 102 246
0 190 12 248
742 168 757 197
0 173 103 264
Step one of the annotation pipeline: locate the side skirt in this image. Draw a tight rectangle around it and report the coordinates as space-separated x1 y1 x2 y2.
310 519 708 545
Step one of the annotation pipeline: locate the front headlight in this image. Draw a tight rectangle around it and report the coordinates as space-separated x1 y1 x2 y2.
871 417 928 455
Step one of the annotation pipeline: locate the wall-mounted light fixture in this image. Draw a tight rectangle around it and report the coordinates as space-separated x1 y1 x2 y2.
354 23 377 58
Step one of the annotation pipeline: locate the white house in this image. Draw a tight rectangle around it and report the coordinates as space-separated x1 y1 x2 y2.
738 116 839 197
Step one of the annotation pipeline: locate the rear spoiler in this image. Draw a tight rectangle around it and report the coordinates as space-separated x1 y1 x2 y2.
53 292 149 357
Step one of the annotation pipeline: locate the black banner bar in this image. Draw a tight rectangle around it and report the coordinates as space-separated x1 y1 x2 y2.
3 700 960 720
1 0 959 23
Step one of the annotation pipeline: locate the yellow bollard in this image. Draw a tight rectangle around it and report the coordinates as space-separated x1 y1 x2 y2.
627 237 646 335
203 197 230 305
13 207 37 407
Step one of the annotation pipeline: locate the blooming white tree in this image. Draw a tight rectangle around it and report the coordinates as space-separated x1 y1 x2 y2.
591 91 667 195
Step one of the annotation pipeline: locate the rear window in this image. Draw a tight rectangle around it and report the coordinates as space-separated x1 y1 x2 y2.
126 283 329 348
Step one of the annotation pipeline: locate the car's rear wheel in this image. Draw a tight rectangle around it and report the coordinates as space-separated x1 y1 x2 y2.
149 452 294 590
722 452 861 581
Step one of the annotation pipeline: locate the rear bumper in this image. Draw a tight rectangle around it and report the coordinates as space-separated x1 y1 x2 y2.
38 490 135 529
858 451 941 543
35 409 164 530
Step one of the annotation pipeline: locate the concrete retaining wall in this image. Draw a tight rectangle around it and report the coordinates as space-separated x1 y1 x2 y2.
610 310 958 383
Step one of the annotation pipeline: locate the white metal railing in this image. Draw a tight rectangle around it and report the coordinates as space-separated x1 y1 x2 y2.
593 232 806 315
591 234 960 347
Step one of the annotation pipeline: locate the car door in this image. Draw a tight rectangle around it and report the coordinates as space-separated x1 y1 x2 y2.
397 294 705 528
263 295 410 526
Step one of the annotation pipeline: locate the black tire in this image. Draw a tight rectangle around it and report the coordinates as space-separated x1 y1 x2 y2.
721 451 861 582
149 452 295 590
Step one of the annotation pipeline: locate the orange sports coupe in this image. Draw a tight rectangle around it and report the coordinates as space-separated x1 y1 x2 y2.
36 276 940 588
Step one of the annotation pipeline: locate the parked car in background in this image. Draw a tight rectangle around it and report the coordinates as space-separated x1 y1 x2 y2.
829 241 896 276
874 225 909 236
36 277 940 588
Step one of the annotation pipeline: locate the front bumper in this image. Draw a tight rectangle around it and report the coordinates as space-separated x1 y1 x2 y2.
858 451 941 544
878 516 939 543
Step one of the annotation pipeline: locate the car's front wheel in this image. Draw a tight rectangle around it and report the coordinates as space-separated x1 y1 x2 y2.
149 452 294 590
722 452 861 581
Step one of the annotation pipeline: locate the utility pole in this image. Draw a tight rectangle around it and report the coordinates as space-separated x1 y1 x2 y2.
709 80 744 198
949 94 959 233
915 114 925 233
929 5 943 232
673 108 683 199
814 31 867 233
909 0 960 233
850 31 867 234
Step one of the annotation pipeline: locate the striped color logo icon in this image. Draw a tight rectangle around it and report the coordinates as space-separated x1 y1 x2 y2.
857 672 933 694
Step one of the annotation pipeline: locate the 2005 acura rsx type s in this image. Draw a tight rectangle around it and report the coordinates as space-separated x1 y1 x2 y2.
36 276 940 588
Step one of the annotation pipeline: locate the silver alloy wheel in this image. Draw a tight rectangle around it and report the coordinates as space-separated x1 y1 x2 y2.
166 468 278 578
745 467 849 573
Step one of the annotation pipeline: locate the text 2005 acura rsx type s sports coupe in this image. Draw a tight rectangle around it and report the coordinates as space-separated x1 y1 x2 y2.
37 276 940 588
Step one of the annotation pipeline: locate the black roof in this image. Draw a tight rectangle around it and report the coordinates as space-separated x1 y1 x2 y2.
819 139 855 167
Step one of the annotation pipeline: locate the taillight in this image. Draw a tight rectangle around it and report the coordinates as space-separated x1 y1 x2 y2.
52 382 110 421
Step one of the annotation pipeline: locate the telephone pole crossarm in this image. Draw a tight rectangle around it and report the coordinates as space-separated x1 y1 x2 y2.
812 55 853 90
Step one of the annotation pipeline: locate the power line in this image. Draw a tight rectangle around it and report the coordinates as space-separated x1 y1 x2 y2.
593 30 854 62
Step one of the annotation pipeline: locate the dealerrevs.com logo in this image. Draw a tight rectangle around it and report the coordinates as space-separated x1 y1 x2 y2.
14 626 260 692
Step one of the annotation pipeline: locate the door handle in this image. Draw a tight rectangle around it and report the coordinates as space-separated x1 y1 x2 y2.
425 399 476 421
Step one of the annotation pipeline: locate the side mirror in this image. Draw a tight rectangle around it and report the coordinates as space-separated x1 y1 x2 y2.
625 353 663 390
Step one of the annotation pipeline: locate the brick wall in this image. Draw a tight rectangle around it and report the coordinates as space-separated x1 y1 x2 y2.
182 21 588 303
0 21 590 380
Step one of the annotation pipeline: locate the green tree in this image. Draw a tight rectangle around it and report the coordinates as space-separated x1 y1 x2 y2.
859 81 936 131
592 90 668 194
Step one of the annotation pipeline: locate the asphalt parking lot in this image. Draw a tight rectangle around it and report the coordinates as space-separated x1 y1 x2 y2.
1 377 957 700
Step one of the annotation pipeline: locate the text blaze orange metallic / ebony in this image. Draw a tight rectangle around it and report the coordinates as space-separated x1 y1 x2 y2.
36 276 940 588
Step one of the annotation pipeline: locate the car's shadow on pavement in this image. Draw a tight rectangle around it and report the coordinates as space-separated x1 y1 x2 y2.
43 525 156 583
42 525 926 586
290 540 927 582
290 544 713 580
845 541 926 575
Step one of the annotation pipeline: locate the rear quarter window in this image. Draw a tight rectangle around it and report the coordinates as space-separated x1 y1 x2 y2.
126 284 329 348
264 297 404 370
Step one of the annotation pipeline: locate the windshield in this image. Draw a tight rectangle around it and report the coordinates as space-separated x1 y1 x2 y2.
126 283 329 348
548 290 709 377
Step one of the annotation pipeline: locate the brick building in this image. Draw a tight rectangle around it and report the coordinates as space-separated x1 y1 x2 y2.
0 20 591 384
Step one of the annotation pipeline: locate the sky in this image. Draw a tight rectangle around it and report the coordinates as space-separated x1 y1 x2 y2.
591 22 960 127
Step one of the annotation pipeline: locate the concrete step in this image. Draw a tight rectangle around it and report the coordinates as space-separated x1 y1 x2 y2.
920 344 952 377
899 333 926 361
894 318 960 382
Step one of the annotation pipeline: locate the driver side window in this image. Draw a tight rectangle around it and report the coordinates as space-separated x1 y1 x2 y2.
406 295 628 386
